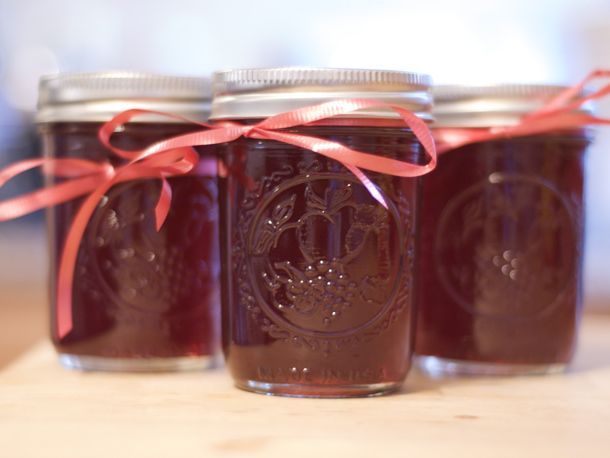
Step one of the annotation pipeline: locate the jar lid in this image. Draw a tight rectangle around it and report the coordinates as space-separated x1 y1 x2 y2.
36 71 212 123
433 84 590 128
210 67 433 121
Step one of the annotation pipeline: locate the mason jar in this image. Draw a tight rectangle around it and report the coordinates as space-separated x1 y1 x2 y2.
212 67 434 397
37 72 220 371
416 84 591 376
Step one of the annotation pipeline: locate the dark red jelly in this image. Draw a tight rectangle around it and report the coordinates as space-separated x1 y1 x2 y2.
219 124 426 396
39 122 220 370
416 132 589 374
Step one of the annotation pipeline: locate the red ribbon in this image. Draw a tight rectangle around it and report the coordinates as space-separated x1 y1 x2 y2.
0 99 437 338
435 69 610 153
1 147 202 337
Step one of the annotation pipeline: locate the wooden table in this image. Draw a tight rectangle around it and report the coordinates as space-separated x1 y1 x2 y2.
1 314 609 458
0 225 46 368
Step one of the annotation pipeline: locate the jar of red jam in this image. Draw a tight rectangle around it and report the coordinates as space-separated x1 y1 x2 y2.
37 72 220 371
416 85 591 375
212 67 434 396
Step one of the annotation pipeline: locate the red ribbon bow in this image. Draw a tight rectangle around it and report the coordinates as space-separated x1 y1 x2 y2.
0 99 437 338
435 69 610 153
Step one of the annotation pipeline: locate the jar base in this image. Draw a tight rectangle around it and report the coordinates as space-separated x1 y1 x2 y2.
234 379 402 398
58 353 220 372
416 355 567 377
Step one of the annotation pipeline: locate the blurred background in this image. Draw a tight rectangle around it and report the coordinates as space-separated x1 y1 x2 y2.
1 0 610 365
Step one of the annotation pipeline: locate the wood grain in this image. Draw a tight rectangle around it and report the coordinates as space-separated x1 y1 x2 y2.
0 314 609 458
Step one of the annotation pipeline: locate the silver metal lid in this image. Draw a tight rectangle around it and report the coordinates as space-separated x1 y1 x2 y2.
433 84 590 127
37 71 212 123
210 67 432 121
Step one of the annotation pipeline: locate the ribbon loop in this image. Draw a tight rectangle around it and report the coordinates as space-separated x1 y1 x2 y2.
0 158 114 221
98 108 215 160
133 99 437 207
529 69 610 118
436 69 610 154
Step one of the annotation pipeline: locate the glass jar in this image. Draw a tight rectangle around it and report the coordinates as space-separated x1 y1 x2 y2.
37 72 220 371
212 67 433 397
416 84 591 376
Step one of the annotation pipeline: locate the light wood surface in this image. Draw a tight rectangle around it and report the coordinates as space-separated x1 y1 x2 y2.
1 314 609 458
0 224 46 368
0 288 45 367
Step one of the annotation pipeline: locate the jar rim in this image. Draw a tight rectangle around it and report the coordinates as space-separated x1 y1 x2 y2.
432 83 591 128
210 67 433 121
36 71 212 123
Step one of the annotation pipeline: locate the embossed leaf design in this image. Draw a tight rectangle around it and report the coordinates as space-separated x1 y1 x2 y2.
327 185 353 213
253 194 297 255
305 184 326 211
271 194 296 226
344 205 383 259
253 229 275 255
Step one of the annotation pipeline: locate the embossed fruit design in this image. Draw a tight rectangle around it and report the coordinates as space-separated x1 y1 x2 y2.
252 181 393 330
270 258 359 326
295 184 390 265
437 175 575 317
90 180 217 315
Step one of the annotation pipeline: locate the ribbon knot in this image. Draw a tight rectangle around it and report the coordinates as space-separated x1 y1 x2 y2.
239 125 258 137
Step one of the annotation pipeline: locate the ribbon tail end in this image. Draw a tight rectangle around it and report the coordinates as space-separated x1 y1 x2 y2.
154 214 167 232
57 318 73 340
154 178 172 232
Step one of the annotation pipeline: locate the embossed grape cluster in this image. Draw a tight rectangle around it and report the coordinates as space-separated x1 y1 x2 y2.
284 259 359 326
